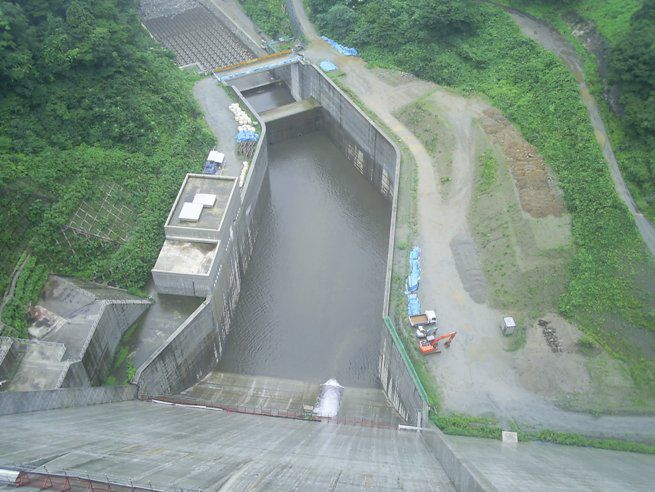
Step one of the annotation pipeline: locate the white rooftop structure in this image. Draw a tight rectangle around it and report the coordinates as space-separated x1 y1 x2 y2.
193 193 217 207
207 150 225 164
179 202 203 222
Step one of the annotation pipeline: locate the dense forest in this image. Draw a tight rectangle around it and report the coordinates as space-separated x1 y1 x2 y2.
239 0 293 40
0 0 213 336
309 0 655 390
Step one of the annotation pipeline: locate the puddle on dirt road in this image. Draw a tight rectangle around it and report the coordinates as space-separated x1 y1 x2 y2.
216 132 391 388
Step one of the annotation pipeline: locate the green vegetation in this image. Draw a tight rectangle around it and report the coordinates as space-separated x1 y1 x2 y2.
239 0 294 39
497 0 655 221
478 151 497 192
0 0 213 334
395 94 451 194
431 412 655 454
311 0 655 399
0 256 48 338
103 319 142 386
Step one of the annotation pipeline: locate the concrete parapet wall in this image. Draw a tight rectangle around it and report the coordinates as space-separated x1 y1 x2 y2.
421 423 498 492
151 268 213 298
0 385 136 416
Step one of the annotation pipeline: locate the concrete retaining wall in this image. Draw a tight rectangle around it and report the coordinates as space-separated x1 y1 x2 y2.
421 423 498 492
275 63 396 200
379 321 429 427
0 385 136 416
80 301 150 385
264 105 322 144
134 297 219 396
0 337 17 382
60 360 91 388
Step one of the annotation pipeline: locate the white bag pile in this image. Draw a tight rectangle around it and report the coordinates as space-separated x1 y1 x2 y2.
239 161 250 188
228 102 252 126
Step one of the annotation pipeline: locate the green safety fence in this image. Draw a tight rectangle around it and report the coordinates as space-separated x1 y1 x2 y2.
382 315 429 403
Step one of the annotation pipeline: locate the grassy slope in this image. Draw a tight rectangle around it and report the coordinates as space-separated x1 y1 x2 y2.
496 0 655 221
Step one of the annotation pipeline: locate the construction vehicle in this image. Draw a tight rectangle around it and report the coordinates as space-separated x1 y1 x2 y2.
409 310 437 328
418 331 457 355
416 325 438 339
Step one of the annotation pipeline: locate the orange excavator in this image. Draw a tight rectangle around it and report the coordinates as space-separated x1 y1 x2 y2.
418 331 457 355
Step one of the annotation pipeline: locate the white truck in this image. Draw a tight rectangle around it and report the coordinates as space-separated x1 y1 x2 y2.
409 310 437 328
409 310 438 338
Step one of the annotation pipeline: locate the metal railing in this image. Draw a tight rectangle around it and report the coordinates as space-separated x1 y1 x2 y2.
383 315 429 404
1 465 180 491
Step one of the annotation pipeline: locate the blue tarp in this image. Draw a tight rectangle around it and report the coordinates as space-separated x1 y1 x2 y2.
409 246 421 287
410 259 420 277
406 272 420 293
321 36 358 56
319 60 337 72
236 130 259 142
407 293 421 317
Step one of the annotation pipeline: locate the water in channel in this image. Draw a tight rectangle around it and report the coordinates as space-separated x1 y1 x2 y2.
216 131 391 388
242 82 295 113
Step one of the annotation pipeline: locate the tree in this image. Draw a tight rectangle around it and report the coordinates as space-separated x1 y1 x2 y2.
317 4 358 41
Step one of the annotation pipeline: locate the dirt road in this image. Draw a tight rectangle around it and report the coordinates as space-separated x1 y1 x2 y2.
233 0 655 440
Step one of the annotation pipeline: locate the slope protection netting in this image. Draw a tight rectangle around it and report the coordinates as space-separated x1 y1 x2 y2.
142 2 255 71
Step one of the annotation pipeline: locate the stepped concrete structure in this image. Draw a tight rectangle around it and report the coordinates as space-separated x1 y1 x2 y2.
0 276 149 393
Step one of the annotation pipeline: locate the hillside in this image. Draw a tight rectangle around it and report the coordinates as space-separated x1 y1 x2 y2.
498 0 655 222
309 0 655 403
0 0 213 336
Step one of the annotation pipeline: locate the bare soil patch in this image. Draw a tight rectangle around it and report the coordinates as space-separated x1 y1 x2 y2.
516 314 591 398
480 108 566 218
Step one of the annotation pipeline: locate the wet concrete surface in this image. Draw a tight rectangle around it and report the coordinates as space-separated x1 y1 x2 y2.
242 82 295 113
216 132 390 388
133 282 202 368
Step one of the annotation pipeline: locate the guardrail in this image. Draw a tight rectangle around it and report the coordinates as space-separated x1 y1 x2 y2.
1 466 172 491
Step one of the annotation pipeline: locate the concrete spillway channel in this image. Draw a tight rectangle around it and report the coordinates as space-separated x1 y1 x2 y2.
133 61 423 428
176 74 399 424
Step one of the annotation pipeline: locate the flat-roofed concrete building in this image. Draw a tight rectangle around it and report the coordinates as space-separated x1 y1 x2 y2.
152 173 240 297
